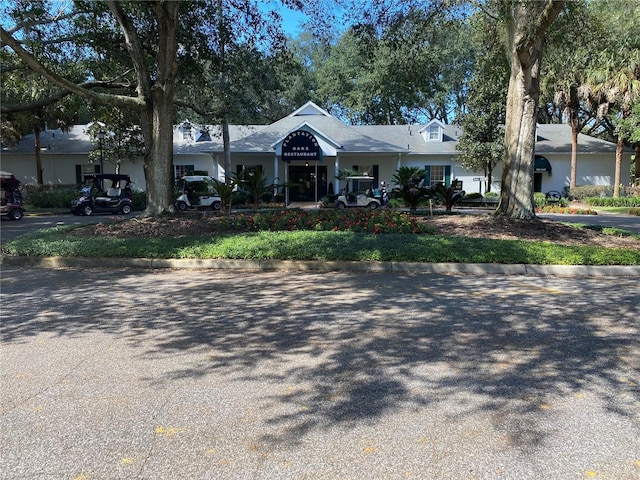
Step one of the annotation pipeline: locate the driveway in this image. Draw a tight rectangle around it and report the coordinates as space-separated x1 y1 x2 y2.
1 267 638 479
538 210 640 233
0 212 138 244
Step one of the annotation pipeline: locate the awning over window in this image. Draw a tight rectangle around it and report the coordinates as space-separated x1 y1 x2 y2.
534 155 552 174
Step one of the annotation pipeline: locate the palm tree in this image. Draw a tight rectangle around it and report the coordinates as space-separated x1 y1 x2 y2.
390 166 429 211
588 52 640 197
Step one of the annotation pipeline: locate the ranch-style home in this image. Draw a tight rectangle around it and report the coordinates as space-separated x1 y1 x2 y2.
1 101 632 201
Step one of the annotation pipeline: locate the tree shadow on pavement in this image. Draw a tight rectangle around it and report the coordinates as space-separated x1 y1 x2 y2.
1 267 638 452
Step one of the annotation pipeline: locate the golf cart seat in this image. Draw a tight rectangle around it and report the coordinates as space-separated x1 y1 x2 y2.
107 187 121 197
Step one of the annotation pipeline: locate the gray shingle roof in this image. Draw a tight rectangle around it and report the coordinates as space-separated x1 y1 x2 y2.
5 109 622 157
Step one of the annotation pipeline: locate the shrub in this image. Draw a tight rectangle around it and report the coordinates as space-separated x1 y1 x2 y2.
23 186 78 209
484 191 499 198
585 196 640 207
533 192 546 208
216 208 435 234
629 207 640 216
570 185 613 200
132 191 147 210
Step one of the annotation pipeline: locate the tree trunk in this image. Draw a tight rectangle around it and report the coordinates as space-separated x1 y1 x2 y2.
496 1 565 219
222 119 232 182
569 109 578 191
635 142 640 187
614 135 623 198
497 41 543 219
34 124 43 185
138 2 180 216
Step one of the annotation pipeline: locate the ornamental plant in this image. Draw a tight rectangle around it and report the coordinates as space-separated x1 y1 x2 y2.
217 209 434 234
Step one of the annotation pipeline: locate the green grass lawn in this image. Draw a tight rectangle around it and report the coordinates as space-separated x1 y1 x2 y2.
3 226 639 266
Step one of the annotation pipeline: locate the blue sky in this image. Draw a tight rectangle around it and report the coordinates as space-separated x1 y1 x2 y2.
279 6 308 36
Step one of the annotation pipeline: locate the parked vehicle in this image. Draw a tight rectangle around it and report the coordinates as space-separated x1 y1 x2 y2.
1 171 25 220
71 173 134 216
336 176 381 209
175 175 222 211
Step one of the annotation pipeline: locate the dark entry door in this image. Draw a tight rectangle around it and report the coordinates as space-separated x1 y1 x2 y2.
288 165 328 201
534 173 543 193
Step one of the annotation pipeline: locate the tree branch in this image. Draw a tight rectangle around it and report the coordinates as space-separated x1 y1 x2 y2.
1 82 136 114
1 26 145 110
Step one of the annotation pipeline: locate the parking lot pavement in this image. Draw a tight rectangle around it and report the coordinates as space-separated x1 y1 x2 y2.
1 267 639 479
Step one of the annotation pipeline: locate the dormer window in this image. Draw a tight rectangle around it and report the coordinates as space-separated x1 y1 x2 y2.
182 121 193 141
420 119 444 142
427 125 440 141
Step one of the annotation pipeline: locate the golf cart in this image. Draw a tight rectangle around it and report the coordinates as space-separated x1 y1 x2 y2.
175 175 222 211
71 173 134 216
336 176 381 209
1 171 25 220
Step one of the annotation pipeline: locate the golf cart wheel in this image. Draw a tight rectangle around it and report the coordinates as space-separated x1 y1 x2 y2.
176 201 188 211
337 201 346 209
9 208 23 220
83 205 93 216
211 201 222 211
367 202 378 210
121 204 132 215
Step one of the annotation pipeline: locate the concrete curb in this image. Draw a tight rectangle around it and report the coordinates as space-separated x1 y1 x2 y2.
2 255 639 276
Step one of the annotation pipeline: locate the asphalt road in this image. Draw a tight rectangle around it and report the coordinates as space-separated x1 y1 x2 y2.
0 212 136 244
1 267 638 479
537 211 640 233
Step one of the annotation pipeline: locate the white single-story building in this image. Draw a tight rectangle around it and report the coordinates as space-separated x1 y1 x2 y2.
1 101 632 200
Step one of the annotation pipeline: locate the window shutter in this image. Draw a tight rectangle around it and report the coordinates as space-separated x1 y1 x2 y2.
445 166 451 187
424 165 431 185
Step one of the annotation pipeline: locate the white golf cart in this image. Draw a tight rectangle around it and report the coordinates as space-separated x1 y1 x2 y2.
336 175 381 209
175 175 222 211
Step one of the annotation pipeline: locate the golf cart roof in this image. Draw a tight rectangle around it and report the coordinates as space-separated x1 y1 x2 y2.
84 173 131 181
181 175 214 181
342 176 375 181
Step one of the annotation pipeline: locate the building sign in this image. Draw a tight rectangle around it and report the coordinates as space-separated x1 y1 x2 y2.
282 130 321 162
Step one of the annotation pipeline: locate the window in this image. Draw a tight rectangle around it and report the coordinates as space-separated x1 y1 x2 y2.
428 125 440 141
430 166 445 185
182 123 193 141
175 165 194 179
76 164 101 184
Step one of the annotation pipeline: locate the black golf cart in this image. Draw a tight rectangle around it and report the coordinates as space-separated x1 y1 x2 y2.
71 173 134 216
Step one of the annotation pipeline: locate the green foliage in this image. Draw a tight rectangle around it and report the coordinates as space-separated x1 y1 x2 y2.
210 177 237 214
390 167 428 211
455 11 507 176
132 191 147 211
23 187 78 209
569 186 614 200
430 183 466 212
585 196 640 207
4 224 639 266
237 170 288 208
215 209 433 234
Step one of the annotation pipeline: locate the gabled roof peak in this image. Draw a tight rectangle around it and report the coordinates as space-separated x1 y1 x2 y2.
288 101 332 118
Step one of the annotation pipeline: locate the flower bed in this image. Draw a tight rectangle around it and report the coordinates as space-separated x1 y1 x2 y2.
217 209 435 234
536 206 597 215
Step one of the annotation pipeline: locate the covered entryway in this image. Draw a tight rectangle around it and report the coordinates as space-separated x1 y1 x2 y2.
288 164 328 202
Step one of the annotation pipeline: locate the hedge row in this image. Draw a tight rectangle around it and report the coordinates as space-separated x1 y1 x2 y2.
584 196 640 207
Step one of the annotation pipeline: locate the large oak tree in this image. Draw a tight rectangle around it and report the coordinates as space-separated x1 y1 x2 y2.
2 0 293 215
496 0 565 219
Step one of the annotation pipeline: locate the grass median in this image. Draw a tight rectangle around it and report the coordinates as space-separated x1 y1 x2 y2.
3 226 640 265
